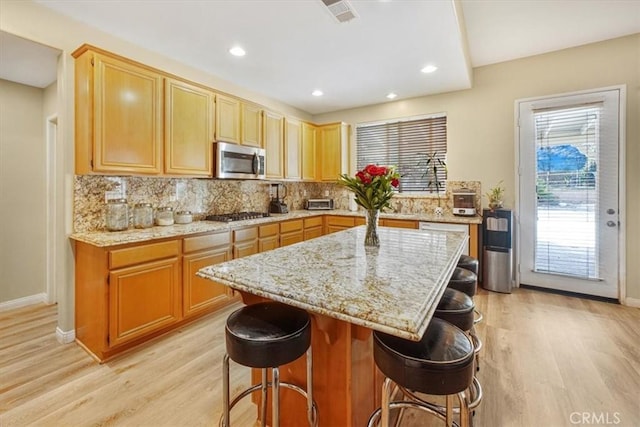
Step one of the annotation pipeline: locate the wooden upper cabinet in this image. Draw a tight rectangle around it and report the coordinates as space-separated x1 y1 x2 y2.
74 48 163 174
284 117 302 180
318 123 349 181
301 122 317 181
164 78 214 176
215 94 241 144
264 110 284 179
241 103 263 147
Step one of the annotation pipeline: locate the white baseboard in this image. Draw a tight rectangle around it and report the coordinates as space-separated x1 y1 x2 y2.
56 326 76 344
0 293 47 311
623 297 640 308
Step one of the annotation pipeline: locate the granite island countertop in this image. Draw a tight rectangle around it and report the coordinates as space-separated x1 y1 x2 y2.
197 226 466 341
69 209 481 247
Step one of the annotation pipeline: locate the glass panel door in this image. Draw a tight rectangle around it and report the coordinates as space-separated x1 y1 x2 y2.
518 89 620 298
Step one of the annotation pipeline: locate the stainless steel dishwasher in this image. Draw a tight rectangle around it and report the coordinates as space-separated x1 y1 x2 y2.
418 222 469 255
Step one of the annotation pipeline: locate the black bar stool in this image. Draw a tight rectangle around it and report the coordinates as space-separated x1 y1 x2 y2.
222 302 317 427
448 267 483 325
457 254 479 275
367 317 475 427
434 288 483 415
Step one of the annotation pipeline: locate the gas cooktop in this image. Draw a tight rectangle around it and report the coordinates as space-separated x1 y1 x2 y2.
205 212 271 222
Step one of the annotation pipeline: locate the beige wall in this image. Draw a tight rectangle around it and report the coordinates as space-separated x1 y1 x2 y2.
0 79 47 303
314 34 640 301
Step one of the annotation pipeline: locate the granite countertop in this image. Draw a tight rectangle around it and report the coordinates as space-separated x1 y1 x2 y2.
69 209 481 247
197 226 466 341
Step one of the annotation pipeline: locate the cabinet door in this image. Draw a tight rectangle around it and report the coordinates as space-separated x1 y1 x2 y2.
215 94 241 144
264 110 284 179
234 240 259 258
318 123 343 181
259 236 280 252
183 248 231 318
304 227 323 240
241 103 263 147
301 123 317 181
164 78 214 176
285 118 302 179
281 232 303 247
109 257 181 347
93 53 163 174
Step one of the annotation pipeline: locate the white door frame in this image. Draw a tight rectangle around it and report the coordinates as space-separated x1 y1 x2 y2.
514 85 626 302
45 114 58 304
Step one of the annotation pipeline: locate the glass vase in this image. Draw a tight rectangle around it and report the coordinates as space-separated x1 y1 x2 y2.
364 209 380 247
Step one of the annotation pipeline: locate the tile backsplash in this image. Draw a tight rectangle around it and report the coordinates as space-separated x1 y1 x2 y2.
74 175 481 232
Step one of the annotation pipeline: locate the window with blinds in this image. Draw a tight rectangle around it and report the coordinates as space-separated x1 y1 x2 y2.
356 114 447 193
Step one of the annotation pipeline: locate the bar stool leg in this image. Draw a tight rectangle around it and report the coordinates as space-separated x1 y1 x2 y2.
222 354 230 427
445 394 454 427
380 377 393 427
458 391 470 427
272 367 280 427
306 348 315 426
260 369 268 427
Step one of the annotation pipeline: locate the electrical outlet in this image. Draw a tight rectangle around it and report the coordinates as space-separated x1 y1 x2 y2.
324 190 330 197
303 190 308 197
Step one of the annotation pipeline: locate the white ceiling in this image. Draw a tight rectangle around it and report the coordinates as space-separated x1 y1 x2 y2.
2 0 639 114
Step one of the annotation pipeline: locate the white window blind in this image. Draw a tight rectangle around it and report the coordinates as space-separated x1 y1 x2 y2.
356 115 447 193
533 103 608 280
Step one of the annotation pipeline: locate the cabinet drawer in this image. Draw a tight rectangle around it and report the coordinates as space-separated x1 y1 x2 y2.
281 231 303 247
259 223 279 238
381 219 418 229
234 226 258 242
183 231 230 254
280 219 303 233
326 216 355 227
109 240 180 269
304 216 323 228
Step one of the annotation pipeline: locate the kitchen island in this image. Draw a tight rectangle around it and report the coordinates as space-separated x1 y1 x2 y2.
197 225 466 426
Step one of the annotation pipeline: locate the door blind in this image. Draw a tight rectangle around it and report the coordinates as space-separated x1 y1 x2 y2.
533 103 607 280
356 115 447 193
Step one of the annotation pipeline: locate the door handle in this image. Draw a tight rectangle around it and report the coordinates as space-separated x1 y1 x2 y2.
606 220 617 227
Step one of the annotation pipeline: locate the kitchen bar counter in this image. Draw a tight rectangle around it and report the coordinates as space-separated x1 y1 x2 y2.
198 226 466 341
69 209 480 247
197 226 466 426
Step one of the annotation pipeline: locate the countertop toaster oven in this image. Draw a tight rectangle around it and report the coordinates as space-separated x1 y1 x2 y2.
305 199 334 210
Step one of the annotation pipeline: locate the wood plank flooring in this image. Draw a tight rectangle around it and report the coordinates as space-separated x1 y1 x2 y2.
1 287 639 427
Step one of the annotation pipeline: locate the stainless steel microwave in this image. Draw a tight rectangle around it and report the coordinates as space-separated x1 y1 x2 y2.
214 142 265 179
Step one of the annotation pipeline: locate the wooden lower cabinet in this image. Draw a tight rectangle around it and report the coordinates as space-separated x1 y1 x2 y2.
280 219 304 247
183 232 232 318
109 258 181 347
259 223 280 252
234 226 259 258
303 216 323 240
379 218 418 229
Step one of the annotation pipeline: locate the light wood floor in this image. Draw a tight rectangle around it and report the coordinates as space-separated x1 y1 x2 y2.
1 287 639 427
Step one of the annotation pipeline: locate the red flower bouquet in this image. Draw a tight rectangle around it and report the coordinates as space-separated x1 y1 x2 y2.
338 164 400 211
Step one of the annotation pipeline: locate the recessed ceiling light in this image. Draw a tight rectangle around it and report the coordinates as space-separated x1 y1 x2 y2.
421 65 438 73
229 46 246 57
312 90 324 97
386 92 397 99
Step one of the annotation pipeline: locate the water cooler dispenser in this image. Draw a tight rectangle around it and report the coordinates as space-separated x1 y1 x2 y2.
482 209 513 293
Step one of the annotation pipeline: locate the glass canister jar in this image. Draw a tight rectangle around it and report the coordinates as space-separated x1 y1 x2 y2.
174 210 193 224
156 206 175 226
133 203 154 229
105 199 129 231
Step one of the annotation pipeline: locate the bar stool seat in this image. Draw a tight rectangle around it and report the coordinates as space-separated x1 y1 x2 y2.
435 288 475 333
447 267 477 297
223 302 317 427
457 254 479 275
368 318 476 427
